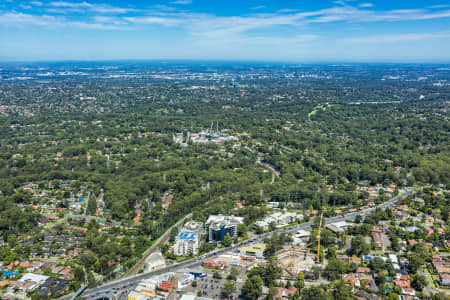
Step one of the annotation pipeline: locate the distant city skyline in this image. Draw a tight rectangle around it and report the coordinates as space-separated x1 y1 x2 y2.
1 0 450 62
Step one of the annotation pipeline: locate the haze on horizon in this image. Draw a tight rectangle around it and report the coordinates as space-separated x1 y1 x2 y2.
1 0 450 62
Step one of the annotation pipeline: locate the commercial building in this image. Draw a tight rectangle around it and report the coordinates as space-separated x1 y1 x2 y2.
184 221 203 233
325 221 350 233
254 212 303 230
205 215 244 242
128 291 151 300
128 272 195 299
291 230 311 245
202 259 227 270
173 231 200 256
239 243 266 258
216 254 242 266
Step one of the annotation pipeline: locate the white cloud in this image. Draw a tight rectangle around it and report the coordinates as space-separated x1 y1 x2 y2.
47 1 137 14
2 0 450 43
345 32 450 43
250 6 265 10
0 12 57 26
48 1 92 8
0 11 126 29
124 16 181 27
171 0 192 4
428 5 450 9
359 3 373 8
277 9 301 13
30 1 43 6
151 5 176 12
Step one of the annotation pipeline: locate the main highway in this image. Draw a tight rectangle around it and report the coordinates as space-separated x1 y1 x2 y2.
76 188 413 300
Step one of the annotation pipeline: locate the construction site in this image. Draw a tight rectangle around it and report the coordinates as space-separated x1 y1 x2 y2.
277 208 325 277
277 248 317 277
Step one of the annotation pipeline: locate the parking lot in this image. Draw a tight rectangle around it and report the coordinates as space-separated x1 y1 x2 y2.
181 273 244 300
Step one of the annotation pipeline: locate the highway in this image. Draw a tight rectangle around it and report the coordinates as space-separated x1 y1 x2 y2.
76 188 413 300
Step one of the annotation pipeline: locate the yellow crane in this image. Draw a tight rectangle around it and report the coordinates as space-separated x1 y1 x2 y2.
288 242 313 275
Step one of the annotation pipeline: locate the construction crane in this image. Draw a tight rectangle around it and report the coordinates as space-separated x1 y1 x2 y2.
316 207 324 263
288 242 313 275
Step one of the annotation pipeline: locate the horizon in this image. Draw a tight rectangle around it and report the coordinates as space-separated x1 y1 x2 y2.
1 59 450 65
1 0 450 62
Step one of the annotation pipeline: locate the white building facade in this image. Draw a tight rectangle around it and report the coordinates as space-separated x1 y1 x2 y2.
173 231 200 256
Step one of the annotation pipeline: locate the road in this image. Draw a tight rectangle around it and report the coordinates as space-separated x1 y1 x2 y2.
256 159 280 184
75 188 413 300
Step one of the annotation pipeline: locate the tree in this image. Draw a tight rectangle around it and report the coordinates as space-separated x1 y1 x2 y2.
369 257 386 273
43 268 52 276
265 232 283 257
87 272 97 288
412 274 427 291
296 271 305 290
264 257 283 286
74 266 85 282
87 194 97 215
310 266 323 280
334 280 353 300
222 234 232 247
191 280 197 287
408 253 425 273
391 235 400 252
301 286 332 300
388 293 400 300
221 280 236 297
241 275 263 300
327 246 337 259
296 278 305 290
199 242 215 254
320 229 336 248
326 258 348 281
227 267 240 281
255 226 264 234
375 274 386 287
412 243 430 260
267 286 278 300
213 270 222 279
169 227 178 243
237 223 248 237
350 235 369 256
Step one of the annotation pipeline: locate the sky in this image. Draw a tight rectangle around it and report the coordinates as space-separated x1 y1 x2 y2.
1 0 450 62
